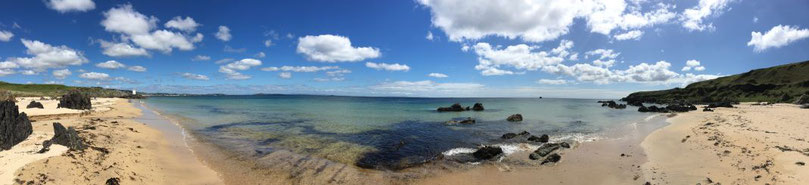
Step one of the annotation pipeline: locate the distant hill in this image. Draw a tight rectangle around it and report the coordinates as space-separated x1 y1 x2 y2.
623 60 809 104
0 81 131 97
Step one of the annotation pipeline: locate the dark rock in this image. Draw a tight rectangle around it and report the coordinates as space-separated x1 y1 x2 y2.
105 177 120 185
501 133 517 139
541 153 562 164
600 100 627 109
638 105 668 113
560 142 571 148
797 162 805 166
472 146 503 160
534 143 561 157
445 117 475 124
26 101 44 109
801 104 809 109
528 134 549 143
472 103 484 111
795 94 809 104
437 103 465 112
666 103 697 112
48 122 85 150
627 100 644 107
0 101 33 150
518 131 531 136
703 108 714 112
58 91 92 110
707 102 734 108
506 114 523 122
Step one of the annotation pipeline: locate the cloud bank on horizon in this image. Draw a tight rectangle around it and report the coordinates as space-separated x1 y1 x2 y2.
0 0 807 98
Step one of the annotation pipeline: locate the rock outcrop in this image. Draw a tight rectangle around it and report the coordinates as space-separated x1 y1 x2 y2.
26 101 44 109
638 105 668 113
598 100 627 109
472 103 484 111
58 91 92 110
531 143 561 158
707 102 734 108
46 122 85 151
506 114 523 122
541 153 562 164
665 103 697 112
0 101 33 150
437 103 465 112
528 134 549 143
472 146 503 160
795 94 809 104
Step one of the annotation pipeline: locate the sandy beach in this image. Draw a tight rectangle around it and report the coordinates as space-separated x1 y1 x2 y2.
1 98 221 185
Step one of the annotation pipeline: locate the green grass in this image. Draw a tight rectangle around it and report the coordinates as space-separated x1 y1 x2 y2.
0 81 129 97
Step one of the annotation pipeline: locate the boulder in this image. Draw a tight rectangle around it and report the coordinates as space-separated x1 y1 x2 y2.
534 143 561 157
105 178 120 185
541 153 562 164
795 94 809 104
437 103 465 112
48 122 85 150
627 100 643 107
666 103 697 112
501 133 518 139
638 105 668 113
528 134 549 143
703 108 714 112
0 101 33 150
472 146 503 160
26 101 44 109
707 102 734 108
58 91 92 110
599 100 627 109
506 114 523 122
518 131 531 136
472 103 484 111
446 117 475 124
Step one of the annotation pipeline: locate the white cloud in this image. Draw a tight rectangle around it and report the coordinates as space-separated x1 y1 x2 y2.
326 69 351 77
52 69 71 79
613 30 644 40
426 31 434 40
371 80 484 95
585 49 620 60
537 79 569 85
96 60 126 69
5 39 88 71
101 5 203 53
264 40 273 47
101 4 157 35
165 16 200 32
21 70 37 75
418 0 675 42
127 65 146 72
296 34 381 62
79 72 109 80
427 73 448 78
46 0 95 13
261 66 338 72
192 55 211 61
214 58 234 64
680 0 736 31
0 61 16 76
0 30 13 42
97 40 149 57
747 25 809 52
223 45 246 53
130 30 202 53
279 72 292 79
219 58 261 80
471 40 570 76
255 52 266 58
753 17 759 23
681 59 706 71
181 72 209 80
365 62 410 72
215 26 232 41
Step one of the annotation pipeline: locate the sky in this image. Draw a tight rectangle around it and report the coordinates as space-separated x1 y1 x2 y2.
1 0 808 98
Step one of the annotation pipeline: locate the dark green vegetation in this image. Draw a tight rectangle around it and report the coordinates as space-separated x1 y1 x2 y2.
0 81 131 98
623 60 809 104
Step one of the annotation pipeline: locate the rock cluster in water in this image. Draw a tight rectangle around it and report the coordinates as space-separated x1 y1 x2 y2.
445 117 476 124
436 103 484 112
26 101 44 109
506 114 523 122
0 101 33 150
598 100 626 109
58 91 92 110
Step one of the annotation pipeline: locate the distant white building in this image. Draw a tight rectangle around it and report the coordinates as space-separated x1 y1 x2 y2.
132 89 137 95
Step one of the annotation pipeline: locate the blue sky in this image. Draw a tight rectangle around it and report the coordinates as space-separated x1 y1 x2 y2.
1 0 808 98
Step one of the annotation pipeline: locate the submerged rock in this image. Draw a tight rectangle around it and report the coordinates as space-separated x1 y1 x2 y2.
58 91 92 110
437 103 465 112
599 100 627 109
445 117 475 124
0 101 33 150
541 153 562 164
48 122 85 150
472 146 503 160
528 134 549 143
506 114 523 122
472 103 484 111
501 133 518 139
518 131 531 136
26 101 44 109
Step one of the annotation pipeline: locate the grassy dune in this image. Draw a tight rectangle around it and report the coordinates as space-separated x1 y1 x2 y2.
0 81 130 98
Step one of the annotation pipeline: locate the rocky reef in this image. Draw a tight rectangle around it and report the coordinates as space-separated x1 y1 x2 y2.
0 101 33 150
58 90 92 110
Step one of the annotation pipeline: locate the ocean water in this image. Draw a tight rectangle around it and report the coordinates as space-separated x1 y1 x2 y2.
143 95 652 170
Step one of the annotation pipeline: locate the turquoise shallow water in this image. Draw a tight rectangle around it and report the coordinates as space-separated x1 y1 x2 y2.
144 95 652 170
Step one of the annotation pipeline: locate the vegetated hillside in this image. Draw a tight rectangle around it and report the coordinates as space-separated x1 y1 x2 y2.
0 81 131 97
623 60 809 104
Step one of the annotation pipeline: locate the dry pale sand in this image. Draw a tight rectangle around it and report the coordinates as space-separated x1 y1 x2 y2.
2 98 222 185
642 103 809 184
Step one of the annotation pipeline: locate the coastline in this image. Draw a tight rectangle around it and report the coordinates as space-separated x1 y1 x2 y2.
4 98 222 184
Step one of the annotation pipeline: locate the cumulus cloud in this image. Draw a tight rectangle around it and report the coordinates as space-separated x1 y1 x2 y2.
471 40 571 76
79 72 109 80
365 62 410 71
260 66 339 72
165 16 200 32
296 34 380 62
426 32 434 40
613 30 644 40
95 60 126 69
127 65 146 72
97 40 149 57
264 40 273 47
747 25 809 52
192 55 211 61
681 59 706 71
181 72 209 80
680 0 736 31
215 26 232 41
219 58 261 80
4 39 88 71
537 79 569 85
255 52 266 58
418 0 676 42
0 30 13 42
371 80 484 95
46 0 95 13
279 72 292 79
100 4 203 53
52 69 71 79
427 73 448 78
